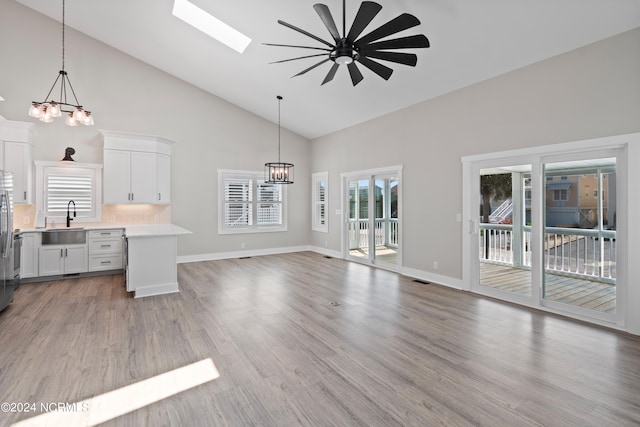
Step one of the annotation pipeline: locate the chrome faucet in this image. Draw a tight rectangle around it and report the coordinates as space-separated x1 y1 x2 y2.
66 200 76 227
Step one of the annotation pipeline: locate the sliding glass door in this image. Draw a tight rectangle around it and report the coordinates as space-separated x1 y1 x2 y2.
477 164 533 298
347 178 371 261
542 157 618 317
465 145 624 325
344 168 401 270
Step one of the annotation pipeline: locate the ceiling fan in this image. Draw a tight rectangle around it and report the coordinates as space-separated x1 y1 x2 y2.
265 0 430 86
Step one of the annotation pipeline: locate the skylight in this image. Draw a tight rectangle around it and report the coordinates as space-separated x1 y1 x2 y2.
172 0 251 53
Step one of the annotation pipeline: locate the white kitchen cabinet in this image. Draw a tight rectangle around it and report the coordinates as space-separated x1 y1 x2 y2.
100 130 174 205
88 229 124 272
4 142 33 204
156 153 171 203
38 245 88 276
0 118 34 204
103 150 157 203
20 233 38 278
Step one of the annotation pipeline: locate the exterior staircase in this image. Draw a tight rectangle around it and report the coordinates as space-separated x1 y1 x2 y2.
489 199 513 223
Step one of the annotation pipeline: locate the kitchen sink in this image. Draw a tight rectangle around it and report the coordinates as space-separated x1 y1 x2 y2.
41 229 86 245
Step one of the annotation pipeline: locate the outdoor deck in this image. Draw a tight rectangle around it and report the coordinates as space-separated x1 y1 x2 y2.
350 245 398 264
480 262 616 314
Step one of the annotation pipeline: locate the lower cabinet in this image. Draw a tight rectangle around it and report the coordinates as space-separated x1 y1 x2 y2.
88 229 124 272
24 228 125 280
38 245 88 276
20 233 38 278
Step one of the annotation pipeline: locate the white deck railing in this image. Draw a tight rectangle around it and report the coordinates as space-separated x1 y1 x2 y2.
480 224 616 283
349 218 398 249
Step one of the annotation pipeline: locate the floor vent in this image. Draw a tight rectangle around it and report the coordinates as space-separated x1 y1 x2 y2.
324 256 333 259
239 257 252 259
413 279 431 285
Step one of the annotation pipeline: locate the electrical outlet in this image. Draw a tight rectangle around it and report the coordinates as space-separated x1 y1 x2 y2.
241 242 245 249
324 241 328 247
23 216 30 224
433 261 439 270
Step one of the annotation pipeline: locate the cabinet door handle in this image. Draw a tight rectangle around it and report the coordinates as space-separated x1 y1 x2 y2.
24 191 27 200
101 244 111 248
158 193 161 201
60 248 63 257
100 260 112 265
65 248 68 257
100 232 110 236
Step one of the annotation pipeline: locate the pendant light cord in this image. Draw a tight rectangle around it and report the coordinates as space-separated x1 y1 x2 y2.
61 0 65 71
277 95 282 162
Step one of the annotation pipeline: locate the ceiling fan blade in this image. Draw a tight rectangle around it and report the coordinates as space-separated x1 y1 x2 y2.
360 34 430 51
355 13 421 46
347 62 364 86
356 56 393 80
278 19 335 48
270 53 330 64
313 4 341 43
263 43 332 52
293 58 331 77
361 51 417 66
346 1 382 43
321 63 340 85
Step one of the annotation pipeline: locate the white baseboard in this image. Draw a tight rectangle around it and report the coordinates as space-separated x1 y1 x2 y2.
177 245 311 263
134 282 179 298
400 266 463 290
308 246 343 258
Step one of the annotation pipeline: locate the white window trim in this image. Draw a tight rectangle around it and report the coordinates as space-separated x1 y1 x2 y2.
312 171 328 233
217 169 288 235
35 161 103 224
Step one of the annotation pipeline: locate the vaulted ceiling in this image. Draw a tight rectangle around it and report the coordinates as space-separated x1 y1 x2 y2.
15 0 640 139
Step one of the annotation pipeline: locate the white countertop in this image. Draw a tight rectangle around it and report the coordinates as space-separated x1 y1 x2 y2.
18 224 191 237
124 224 192 238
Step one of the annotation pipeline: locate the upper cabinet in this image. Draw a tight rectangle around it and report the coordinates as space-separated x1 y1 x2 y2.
0 117 34 204
100 130 174 204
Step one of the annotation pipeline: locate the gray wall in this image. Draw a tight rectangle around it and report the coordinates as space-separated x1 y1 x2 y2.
0 0 311 257
310 27 640 280
2 0 638 279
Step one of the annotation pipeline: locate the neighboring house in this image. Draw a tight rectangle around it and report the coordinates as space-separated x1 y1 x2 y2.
544 174 613 228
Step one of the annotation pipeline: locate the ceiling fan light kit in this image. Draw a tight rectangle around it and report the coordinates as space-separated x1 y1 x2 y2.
266 0 430 86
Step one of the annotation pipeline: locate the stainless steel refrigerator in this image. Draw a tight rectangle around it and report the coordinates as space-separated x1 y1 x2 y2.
1 170 16 312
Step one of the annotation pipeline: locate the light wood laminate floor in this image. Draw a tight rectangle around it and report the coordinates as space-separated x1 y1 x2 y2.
1 252 639 426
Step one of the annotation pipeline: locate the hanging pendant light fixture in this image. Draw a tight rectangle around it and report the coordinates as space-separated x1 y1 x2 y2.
265 95 294 184
28 0 94 126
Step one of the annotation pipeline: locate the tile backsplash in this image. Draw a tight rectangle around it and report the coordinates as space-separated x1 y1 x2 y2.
13 204 171 230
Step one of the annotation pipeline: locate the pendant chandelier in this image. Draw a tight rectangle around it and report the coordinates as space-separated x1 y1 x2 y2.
28 0 94 126
265 95 294 184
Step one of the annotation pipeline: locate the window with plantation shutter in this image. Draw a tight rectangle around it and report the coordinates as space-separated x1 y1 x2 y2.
46 173 93 216
312 172 328 233
218 170 287 234
35 162 102 223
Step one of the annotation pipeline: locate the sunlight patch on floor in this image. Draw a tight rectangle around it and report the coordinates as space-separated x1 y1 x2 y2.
12 358 220 427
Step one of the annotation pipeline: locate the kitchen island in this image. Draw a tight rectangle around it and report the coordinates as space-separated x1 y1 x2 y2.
19 224 191 298
124 224 191 298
